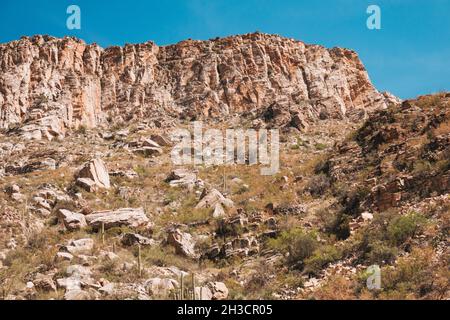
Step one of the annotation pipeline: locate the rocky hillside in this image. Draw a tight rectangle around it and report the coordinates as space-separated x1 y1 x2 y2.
0 33 448 301
0 33 390 140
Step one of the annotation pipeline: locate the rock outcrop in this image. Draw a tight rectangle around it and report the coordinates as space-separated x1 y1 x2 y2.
322 93 450 213
0 33 389 136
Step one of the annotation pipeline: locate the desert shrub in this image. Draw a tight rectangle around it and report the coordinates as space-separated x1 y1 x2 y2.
308 275 357 300
337 187 370 216
98 258 118 275
216 219 244 237
269 228 318 268
380 247 446 299
324 211 351 240
244 261 274 294
387 212 426 246
365 240 398 265
304 245 342 276
314 143 327 151
76 125 87 135
306 174 330 197
133 165 151 178
412 160 433 174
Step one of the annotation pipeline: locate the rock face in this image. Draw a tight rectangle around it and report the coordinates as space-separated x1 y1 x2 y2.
323 93 450 213
0 33 388 134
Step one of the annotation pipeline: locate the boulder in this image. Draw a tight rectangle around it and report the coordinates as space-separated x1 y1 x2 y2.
166 169 199 188
121 233 155 246
61 238 94 255
19 115 66 141
151 134 171 146
144 277 178 297
206 282 229 300
98 251 119 261
57 209 87 231
132 146 163 157
195 188 234 209
5 184 20 195
57 277 82 291
76 159 110 191
33 274 57 292
213 203 225 218
85 208 150 230
99 283 115 296
167 228 198 259
55 252 74 263
76 177 98 192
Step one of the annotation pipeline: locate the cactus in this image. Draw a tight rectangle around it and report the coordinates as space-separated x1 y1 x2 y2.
137 244 142 277
180 273 184 300
101 222 105 245
192 273 195 300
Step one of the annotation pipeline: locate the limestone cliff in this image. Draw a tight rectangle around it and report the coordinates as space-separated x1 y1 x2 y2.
0 33 390 139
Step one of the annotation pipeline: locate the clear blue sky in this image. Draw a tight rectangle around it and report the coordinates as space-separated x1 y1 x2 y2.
1 0 449 99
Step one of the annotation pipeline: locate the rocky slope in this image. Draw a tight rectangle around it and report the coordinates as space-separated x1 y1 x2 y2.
0 33 389 139
0 33 447 301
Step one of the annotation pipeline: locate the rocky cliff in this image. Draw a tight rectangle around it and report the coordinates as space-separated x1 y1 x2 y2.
0 33 390 139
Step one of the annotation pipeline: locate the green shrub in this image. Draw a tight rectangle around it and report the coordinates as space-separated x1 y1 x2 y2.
387 212 426 245
314 143 327 151
304 245 342 275
269 228 318 267
380 247 442 299
366 240 398 264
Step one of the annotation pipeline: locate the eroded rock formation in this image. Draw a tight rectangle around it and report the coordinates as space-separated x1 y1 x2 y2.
0 33 390 136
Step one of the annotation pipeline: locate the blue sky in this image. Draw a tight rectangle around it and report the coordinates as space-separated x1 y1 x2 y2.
1 0 449 99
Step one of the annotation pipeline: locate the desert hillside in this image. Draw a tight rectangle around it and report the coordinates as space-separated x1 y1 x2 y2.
0 33 448 300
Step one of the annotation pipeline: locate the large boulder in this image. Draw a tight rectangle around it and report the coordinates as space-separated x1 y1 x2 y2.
165 169 201 189
33 273 57 292
76 159 110 192
144 277 179 297
167 228 198 259
85 208 150 230
57 209 87 231
206 282 229 300
129 138 163 157
195 188 234 209
61 238 94 255
121 233 155 246
194 286 214 300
